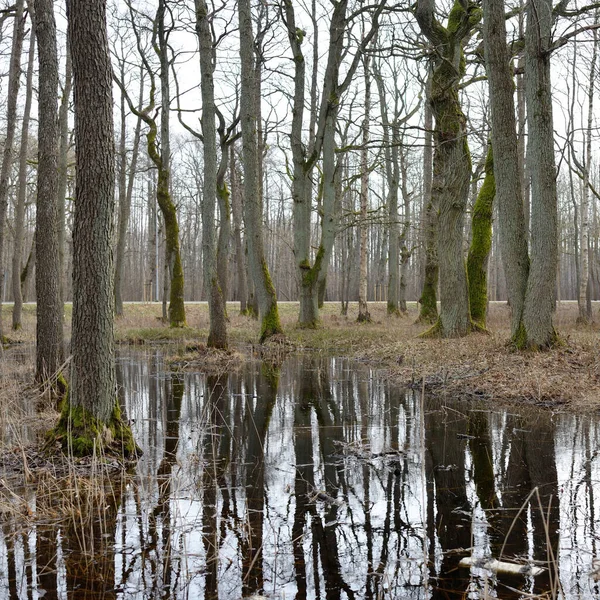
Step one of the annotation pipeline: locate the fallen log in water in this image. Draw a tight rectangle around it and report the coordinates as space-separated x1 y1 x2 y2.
459 556 545 577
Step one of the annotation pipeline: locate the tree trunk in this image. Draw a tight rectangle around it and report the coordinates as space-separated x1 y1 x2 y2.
12 13 35 331
197 0 228 349
0 0 25 339
482 0 530 341
398 145 412 314
115 71 143 317
57 44 72 308
230 145 248 314
55 0 137 457
417 73 438 324
521 0 558 348
375 58 401 315
357 51 371 323
35 0 64 383
238 0 283 342
467 143 494 328
577 11 598 323
415 0 480 338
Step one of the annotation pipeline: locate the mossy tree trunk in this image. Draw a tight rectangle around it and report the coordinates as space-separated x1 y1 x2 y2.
239 0 283 342
0 0 25 339
35 0 64 383
11 14 35 331
417 78 438 324
116 1 186 328
59 0 137 457
283 0 383 327
415 0 482 338
467 143 495 328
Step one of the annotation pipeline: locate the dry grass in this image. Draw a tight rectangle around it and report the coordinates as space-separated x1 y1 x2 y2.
2 299 599 419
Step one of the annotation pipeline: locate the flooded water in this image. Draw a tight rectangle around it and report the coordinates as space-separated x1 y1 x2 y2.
1 351 600 599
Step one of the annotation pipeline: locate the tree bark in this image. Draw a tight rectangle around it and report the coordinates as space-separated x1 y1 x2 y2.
467 143 494 328
521 0 558 348
230 145 248 314
417 73 438 323
12 11 35 331
415 0 481 337
238 0 283 342
115 70 143 317
0 0 25 338
57 43 72 308
56 0 137 457
35 0 64 383
482 0 530 341
374 60 401 316
577 10 598 323
196 0 228 349
357 50 371 323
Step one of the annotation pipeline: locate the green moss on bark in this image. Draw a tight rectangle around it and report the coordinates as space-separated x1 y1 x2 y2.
467 144 495 328
48 397 140 459
259 258 283 343
417 268 438 324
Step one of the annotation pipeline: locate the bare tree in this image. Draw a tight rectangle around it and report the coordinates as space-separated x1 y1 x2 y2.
239 0 283 342
0 0 25 338
115 66 144 317
11 8 35 331
116 0 186 327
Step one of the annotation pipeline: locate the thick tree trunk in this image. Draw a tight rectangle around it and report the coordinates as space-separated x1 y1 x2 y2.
0 0 25 338
416 0 480 337
521 0 558 348
482 0 530 341
238 0 283 342
467 143 494 328
197 0 228 349
56 0 137 457
35 0 64 383
12 16 35 331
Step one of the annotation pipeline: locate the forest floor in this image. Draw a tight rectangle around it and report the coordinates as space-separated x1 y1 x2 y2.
2 300 599 413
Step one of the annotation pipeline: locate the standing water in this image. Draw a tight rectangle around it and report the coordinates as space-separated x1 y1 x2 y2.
1 351 600 599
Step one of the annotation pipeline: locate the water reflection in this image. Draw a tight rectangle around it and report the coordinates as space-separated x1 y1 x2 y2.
1 352 600 599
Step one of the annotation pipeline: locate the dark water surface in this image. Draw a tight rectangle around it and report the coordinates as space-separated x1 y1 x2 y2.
1 351 600 599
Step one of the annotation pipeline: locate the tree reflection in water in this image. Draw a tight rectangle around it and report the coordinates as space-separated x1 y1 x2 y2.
0 352 598 599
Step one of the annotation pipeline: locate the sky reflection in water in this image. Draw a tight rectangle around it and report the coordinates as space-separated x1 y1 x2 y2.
1 351 600 599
